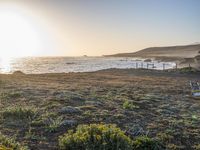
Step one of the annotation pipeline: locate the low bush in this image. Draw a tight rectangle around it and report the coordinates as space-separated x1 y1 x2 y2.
1 106 36 120
123 100 139 110
179 67 199 73
132 136 165 150
45 117 63 133
59 124 132 150
1 92 22 99
193 144 200 150
59 124 165 150
0 133 27 150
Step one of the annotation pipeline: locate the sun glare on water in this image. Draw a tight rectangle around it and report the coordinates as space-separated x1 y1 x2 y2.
0 57 12 73
0 5 43 72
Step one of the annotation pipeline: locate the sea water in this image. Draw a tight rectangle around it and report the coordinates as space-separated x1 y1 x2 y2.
0 57 176 74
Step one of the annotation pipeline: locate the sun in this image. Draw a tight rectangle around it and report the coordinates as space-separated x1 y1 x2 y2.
0 8 41 58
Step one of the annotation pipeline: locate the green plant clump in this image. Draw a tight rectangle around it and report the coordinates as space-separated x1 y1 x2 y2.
193 144 200 150
2 92 22 99
1 106 36 120
59 124 132 150
45 117 63 133
179 67 198 73
123 100 139 110
0 133 27 150
132 136 165 150
59 124 165 150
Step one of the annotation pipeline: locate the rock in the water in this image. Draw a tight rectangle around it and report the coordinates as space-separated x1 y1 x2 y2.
59 106 82 114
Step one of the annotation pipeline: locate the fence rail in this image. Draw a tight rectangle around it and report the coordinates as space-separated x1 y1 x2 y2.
133 62 179 70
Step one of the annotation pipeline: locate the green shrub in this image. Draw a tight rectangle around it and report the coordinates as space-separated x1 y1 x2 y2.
132 136 165 150
1 92 22 99
0 145 10 150
59 124 132 150
1 106 36 120
123 100 139 110
193 144 200 150
179 67 199 73
45 117 63 133
0 133 27 150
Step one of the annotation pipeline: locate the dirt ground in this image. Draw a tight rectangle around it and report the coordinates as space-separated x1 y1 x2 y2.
0 69 200 149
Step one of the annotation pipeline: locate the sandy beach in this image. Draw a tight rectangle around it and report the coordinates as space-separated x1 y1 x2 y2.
0 69 200 149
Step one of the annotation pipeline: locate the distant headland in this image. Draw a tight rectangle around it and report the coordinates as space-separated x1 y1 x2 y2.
105 44 200 69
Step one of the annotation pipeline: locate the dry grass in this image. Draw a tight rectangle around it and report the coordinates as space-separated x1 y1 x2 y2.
0 69 200 149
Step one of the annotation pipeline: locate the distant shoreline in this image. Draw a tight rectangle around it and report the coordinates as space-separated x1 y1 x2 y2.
105 44 200 70
1 68 199 78
0 57 176 74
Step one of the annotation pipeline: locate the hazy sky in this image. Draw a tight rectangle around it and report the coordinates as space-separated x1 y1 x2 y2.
0 0 200 57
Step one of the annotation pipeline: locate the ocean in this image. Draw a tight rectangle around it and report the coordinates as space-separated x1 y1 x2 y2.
0 57 176 74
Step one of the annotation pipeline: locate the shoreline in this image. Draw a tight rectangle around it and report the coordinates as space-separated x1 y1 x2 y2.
1 68 199 78
0 56 177 74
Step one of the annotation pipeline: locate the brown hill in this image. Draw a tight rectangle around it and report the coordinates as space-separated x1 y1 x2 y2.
106 44 200 58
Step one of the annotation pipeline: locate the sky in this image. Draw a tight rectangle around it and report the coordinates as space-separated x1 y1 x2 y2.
0 0 200 57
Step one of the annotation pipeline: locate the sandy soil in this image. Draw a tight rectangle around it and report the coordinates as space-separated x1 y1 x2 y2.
0 69 200 149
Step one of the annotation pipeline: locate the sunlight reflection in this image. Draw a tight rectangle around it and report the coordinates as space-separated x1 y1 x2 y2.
0 57 12 73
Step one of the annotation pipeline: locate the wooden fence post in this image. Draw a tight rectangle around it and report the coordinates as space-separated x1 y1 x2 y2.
163 63 165 70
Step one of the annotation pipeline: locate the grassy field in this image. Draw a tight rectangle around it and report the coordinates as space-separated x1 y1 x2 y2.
0 69 200 149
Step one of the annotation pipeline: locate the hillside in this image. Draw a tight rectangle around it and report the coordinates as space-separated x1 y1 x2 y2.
106 44 200 69
106 44 200 58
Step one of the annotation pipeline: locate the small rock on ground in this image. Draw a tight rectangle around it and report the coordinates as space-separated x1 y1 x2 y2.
59 106 82 114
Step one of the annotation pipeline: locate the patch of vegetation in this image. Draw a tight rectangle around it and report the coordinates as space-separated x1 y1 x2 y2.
1 68 199 149
178 67 199 73
42 101 61 110
0 133 27 150
25 127 46 141
156 132 173 143
0 80 5 86
31 111 58 127
166 143 180 150
193 144 200 150
132 136 165 150
1 106 37 120
123 100 139 110
58 124 132 150
1 92 22 99
45 117 63 133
